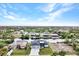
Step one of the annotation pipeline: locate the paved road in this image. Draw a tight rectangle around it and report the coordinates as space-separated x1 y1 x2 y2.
46 39 65 43
29 46 40 56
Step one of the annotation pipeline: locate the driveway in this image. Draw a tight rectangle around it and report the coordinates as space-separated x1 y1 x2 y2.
29 45 40 56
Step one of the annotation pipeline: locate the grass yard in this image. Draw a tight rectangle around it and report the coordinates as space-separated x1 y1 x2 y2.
12 48 31 56
39 47 53 55
0 40 8 45
12 49 27 56
0 40 13 48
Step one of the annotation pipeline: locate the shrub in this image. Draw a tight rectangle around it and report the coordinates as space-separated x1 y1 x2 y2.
72 43 76 50
76 52 79 55
73 46 79 55
0 48 7 56
75 48 79 51
51 52 58 56
58 51 66 56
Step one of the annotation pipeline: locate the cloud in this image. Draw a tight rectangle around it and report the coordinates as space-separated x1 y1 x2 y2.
0 4 28 21
4 15 16 20
3 13 28 21
40 3 56 12
1 11 18 20
48 7 73 22
30 3 75 26
61 3 75 8
0 3 77 26
37 3 74 22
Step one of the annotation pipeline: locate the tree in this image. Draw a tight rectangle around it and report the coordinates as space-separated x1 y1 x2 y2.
20 34 25 40
70 33 77 50
20 34 29 39
24 35 29 39
5 40 14 44
58 32 68 39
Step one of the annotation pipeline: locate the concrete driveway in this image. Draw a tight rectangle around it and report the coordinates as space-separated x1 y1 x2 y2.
29 45 40 56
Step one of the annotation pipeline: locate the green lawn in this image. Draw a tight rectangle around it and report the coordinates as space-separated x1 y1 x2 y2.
39 47 53 55
12 48 31 56
0 40 8 45
0 40 13 45
0 40 10 49
12 49 27 56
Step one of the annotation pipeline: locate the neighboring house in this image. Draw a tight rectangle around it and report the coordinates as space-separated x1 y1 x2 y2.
50 34 60 39
29 32 40 39
14 38 27 49
41 32 60 39
28 32 60 40
41 32 50 39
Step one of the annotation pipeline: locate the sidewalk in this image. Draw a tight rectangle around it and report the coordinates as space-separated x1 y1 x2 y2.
7 49 13 56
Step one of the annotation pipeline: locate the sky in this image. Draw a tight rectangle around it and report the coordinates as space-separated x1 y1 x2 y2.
0 3 79 26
